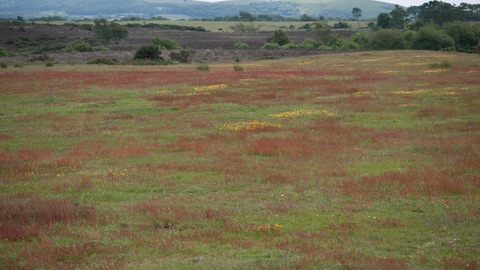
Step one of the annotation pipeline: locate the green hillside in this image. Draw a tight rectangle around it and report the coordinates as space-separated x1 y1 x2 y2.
0 0 398 19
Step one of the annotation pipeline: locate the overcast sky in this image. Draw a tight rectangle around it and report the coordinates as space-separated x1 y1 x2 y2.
376 0 480 6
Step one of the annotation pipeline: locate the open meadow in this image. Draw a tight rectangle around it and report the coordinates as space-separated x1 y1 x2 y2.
1 50 479 269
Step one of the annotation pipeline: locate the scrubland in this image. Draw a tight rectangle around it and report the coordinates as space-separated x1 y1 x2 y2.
0 50 479 269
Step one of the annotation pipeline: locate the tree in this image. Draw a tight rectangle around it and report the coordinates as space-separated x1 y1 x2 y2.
407 6 420 21
17 16 24 21
368 29 407 50
411 26 455 51
442 21 480 52
270 29 292 46
152 37 182 50
300 14 318 21
390 5 410 30
351 32 368 46
134 44 163 61
239 11 256 21
352 8 362 20
308 27 334 49
377 13 391 29
230 23 260 37
93 19 129 43
318 15 326 21
0 46 6 57
418 1 463 26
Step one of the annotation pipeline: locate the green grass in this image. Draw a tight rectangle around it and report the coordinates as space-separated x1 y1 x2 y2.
429 61 453 68
1 51 479 269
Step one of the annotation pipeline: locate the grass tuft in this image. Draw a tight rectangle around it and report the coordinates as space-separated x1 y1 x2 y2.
429 61 452 68
196 64 210 71
233 64 244 71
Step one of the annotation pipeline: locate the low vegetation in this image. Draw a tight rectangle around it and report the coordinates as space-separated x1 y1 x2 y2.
1 51 479 268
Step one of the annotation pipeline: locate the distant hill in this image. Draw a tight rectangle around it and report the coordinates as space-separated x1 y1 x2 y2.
0 0 398 19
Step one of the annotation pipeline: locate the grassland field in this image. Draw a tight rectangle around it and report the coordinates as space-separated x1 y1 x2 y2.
0 50 480 269
46 20 371 32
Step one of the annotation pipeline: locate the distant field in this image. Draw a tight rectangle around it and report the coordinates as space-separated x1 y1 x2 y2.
42 20 370 31
1 50 479 269
77 20 370 31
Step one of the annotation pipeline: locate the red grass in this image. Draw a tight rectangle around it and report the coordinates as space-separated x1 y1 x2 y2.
247 137 310 157
341 169 479 198
7 238 126 269
414 105 459 118
0 134 12 140
131 199 231 225
0 197 95 240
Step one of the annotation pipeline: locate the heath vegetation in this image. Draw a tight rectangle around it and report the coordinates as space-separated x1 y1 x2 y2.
0 50 479 269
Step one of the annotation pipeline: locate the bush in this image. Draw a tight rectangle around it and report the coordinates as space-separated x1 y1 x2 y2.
0 46 6 57
87 58 118 65
169 49 195 63
14 62 24 68
30 54 54 62
368 29 407 50
0 62 7 68
234 42 249 50
429 61 452 68
402 30 417 42
334 22 351 28
411 27 455 51
81 24 93 31
68 60 83 65
152 37 182 50
351 32 368 45
45 62 54 67
300 38 322 48
233 64 244 71
270 29 292 46
63 41 93 52
196 64 209 71
255 56 279 61
98 46 110 51
442 21 480 53
134 44 163 61
261 43 280 49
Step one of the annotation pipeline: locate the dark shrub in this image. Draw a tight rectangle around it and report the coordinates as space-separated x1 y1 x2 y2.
63 41 93 52
134 44 163 61
368 29 407 50
169 49 195 63
270 29 292 46
152 37 182 50
234 42 249 50
411 27 455 51
87 58 118 65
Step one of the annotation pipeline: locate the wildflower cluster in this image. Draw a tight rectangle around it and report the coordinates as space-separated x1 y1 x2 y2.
188 84 229 96
269 109 335 118
219 121 281 131
392 86 472 95
394 62 427 66
378 70 396 74
192 84 228 92
257 224 282 235
424 69 447 73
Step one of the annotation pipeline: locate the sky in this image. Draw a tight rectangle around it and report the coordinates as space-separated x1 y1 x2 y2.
195 0 480 4
376 0 480 6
